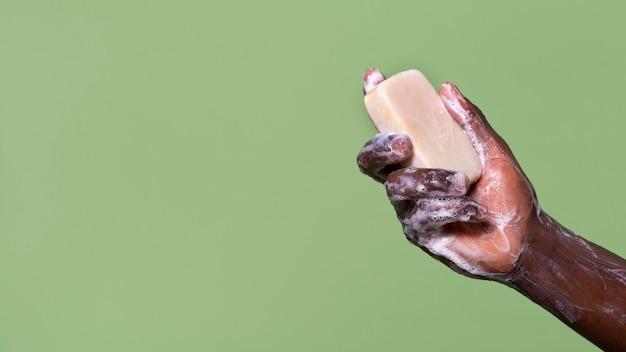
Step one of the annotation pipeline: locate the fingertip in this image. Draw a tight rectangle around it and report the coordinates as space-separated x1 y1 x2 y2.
388 133 412 157
363 68 386 94
356 133 413 182
449 172 470 194
439 81 456 96
440 82 504 161
439 82 472 127
439 82 457 100
439 81 464 99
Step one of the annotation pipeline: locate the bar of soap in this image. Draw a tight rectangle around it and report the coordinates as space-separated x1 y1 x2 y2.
364 69 483 183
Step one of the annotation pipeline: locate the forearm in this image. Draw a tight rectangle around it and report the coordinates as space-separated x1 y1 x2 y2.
506 212 626 351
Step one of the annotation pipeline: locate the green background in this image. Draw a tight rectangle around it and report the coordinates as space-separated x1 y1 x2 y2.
0 1 623 351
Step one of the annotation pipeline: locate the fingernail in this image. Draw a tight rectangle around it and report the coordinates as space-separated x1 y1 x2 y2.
449 172 469 193
448 82 462 96
363 68 385 94
440 82 470 112
389 134 411 155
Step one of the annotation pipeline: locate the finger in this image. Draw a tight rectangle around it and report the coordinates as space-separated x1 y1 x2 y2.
357 133 412 183
363 67 386 94
439 82 514 162
400 197 487 237
386 168 469 202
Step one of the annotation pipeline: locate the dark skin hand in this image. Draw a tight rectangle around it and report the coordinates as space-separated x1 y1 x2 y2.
357 76 626 350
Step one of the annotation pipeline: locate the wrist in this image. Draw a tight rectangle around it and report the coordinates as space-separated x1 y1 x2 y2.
504 211 559 285
502 212 626 350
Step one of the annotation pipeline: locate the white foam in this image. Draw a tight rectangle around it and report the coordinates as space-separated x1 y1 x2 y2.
418 232 492 277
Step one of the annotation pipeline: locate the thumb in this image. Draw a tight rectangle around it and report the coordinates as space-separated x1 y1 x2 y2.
439 82 513 162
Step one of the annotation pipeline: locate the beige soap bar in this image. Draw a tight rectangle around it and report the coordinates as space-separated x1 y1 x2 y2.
364 69 483 183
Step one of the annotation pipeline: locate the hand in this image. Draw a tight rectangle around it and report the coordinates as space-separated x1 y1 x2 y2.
358 79 540 279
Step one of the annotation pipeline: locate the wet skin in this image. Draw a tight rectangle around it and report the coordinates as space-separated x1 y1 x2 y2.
357 72 626 350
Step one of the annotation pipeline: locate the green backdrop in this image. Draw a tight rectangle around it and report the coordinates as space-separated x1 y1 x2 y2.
1 1 623 351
